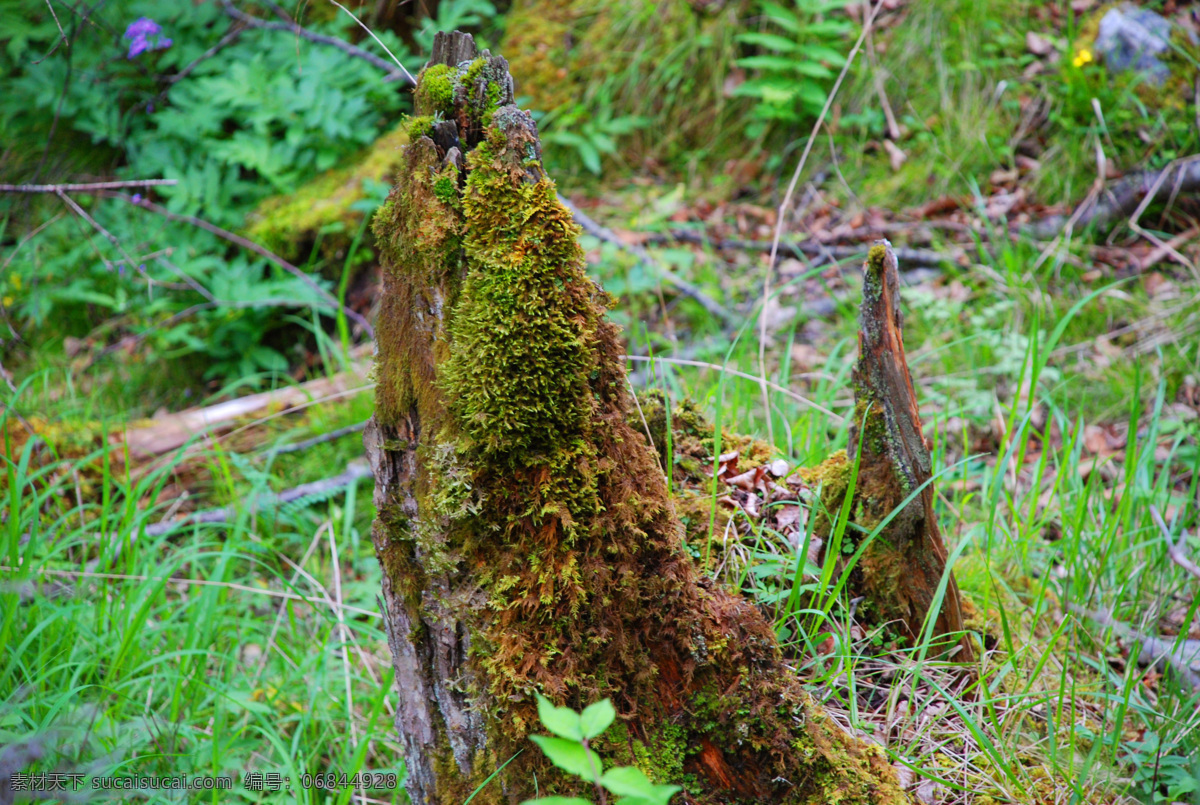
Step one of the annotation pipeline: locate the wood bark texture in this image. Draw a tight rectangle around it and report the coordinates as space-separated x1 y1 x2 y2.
848 241 972 660
364 31 910 805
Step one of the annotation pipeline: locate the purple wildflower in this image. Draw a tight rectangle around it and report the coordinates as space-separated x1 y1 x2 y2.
124 17 172 59
131 193 142 204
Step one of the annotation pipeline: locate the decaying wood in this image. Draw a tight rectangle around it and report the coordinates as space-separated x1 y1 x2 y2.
1029 156 1200 238
120 349 369 457
847 241 972 659
365 30 909 805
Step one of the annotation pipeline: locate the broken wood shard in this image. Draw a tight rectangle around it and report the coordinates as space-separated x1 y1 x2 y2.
849 240 972 659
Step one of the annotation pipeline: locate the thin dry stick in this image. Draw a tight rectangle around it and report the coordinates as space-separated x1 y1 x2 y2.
1 565 382 619
1152 504 1200 581
273 544 394 716
53 190 215 300
1127 155 1200 278
325 0 415 84
0 211 65 275
758 0 883 444
251 524 332 690
120 193 375 340
221 0 411 83
623 354 847 423
0 179 177 193
558 195 734 325
139 460 372 538
130 380 375 484
260 419 370 457
327 523 367 805
168 25 244 85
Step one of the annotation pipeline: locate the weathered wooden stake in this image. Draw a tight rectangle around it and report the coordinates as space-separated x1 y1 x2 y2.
847 241 972 659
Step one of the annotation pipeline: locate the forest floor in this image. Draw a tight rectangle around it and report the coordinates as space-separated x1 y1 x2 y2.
3 0 1200 803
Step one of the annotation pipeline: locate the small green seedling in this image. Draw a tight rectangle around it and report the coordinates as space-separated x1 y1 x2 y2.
519 694 681 805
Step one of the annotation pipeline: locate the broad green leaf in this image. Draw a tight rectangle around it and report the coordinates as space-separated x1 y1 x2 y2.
579 699 615 739
736 55 803 73
791 61 835 79
536 693 583 740
529 736 604 782
601 767 681 805
736 32 801 52
578 140 602 175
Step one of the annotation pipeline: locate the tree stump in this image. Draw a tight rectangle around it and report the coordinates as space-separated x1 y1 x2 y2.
845 242 972 659
364 30 916 805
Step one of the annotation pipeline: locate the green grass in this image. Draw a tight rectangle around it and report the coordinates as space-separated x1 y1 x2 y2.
1 376 401 803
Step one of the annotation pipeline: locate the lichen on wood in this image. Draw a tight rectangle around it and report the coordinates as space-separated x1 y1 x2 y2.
364 30 911 805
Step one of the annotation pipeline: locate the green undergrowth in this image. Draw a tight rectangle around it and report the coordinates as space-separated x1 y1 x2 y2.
831 0 1200 212
1 372 399 803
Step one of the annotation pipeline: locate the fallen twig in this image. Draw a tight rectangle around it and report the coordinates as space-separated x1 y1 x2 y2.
0 179 178 193
167 25 244 85
116 193 375 340
1029 156 1200 238
623 355 847 423
645 230 962 269
120 358 371 457
260 418 369 457
77 461 374 570
558 196 734 325
758 0 883 445
140 459 373 537
220 0 410 83
5 564 380 619
1151 504 1200 581
1068 602 1200 690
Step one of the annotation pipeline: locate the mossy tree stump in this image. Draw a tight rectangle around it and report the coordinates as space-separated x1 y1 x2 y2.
365 31 911 805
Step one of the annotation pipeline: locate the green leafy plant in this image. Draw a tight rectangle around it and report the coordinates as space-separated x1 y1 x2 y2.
734 0 851 134
541 104 649 175
521 694 680 805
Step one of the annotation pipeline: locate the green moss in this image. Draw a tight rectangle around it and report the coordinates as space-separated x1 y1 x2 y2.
371 52 909 805
797 450 852 535
416 63 459 117
404 114 436 141
245 123 411 267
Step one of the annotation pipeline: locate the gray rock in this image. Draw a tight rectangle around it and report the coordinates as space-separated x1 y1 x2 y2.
1095 2 1190 86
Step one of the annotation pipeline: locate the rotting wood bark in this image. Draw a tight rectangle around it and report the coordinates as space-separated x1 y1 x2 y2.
844 241 971 659
364 30 910 805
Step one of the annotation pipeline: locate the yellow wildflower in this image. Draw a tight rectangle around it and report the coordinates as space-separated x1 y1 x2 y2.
1 297 11 307
10 274 20 290
1073 48 1093 68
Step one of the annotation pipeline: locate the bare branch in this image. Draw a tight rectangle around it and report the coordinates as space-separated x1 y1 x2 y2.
118 193 375 341
623 355 846 422
1069 602 1200 690
167 26 244 84
1151 504 1200 581
1029 156 1200 238
0 179 177 193
645 230 963 269
557 195 734 325
220 0 411 83
758 0 884 445
259 419 370 457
